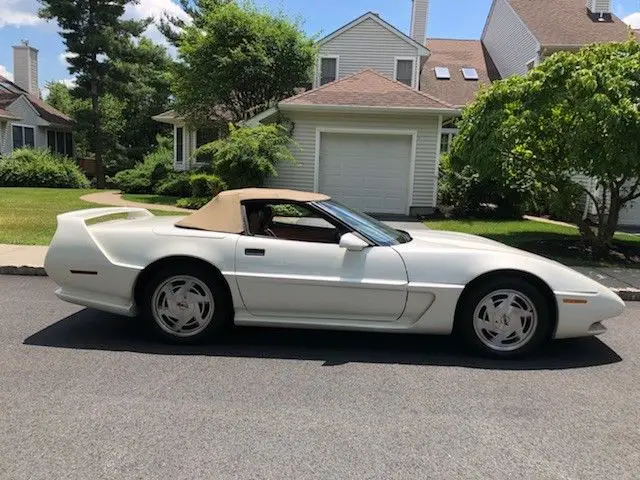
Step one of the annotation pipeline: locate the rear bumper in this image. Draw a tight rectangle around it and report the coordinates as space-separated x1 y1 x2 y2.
55 287 138 317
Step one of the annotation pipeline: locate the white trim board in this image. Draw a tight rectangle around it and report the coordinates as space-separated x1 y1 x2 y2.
432 115 444 207
313 127 418 215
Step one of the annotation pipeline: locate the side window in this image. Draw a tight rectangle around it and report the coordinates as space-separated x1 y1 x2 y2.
244 202 342 244
395 59 414 86
319 57 337 85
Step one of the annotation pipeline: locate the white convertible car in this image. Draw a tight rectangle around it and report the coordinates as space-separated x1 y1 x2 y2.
45 188 624 358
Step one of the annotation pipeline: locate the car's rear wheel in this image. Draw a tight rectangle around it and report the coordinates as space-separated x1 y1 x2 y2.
141 265 232 343
457 276 552 358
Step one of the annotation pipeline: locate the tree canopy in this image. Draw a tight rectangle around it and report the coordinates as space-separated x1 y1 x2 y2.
450 39 640 249
168 1 315 125
39 0 151 187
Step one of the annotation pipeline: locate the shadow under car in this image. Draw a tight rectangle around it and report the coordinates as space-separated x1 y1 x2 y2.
23 308 622 370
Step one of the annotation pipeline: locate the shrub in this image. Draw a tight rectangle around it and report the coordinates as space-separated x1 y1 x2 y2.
114 141 173 194
194 124 296 189
189 174 227 197
438 153 525 219
176 196 211 209
154 173 192 197
0 148 89 188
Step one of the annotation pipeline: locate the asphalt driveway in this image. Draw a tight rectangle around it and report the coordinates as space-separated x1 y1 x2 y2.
1 276 639 480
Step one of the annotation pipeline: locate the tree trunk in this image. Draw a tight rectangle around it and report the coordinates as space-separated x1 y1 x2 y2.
91 79 105 189
594 186 621 255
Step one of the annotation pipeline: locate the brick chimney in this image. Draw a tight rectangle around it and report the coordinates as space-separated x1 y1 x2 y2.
587 0 612 15
410 0 429 43
12 41 39 97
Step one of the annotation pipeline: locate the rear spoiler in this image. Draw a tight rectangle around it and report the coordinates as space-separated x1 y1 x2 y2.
56 207 153 226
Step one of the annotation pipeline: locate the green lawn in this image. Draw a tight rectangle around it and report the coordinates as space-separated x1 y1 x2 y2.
425 219 640 267
122 193 180 206
0 188 179 246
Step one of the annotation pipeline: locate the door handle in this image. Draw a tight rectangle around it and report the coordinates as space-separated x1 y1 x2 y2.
245 248 265 257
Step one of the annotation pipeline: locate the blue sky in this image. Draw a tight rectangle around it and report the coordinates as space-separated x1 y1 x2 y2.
0 0 639 90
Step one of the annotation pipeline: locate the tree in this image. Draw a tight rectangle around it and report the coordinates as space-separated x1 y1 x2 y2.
195 124 297 188
168 1 315 125
45 82 126 174
38 0 150 188
450 39 640 251
113 38 174 165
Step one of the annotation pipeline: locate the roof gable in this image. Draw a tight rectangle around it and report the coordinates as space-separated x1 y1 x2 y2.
506 0 631 46
280 69 455 111
317 12 429 55
0 76 73 127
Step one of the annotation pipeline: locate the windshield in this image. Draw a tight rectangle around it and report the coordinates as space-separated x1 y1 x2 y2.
315 200 412 246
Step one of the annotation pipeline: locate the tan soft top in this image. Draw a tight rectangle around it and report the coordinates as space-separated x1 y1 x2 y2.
175 188 330 233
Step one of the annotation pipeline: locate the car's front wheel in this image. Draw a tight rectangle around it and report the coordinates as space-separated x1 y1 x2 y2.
141 265 232 343
457 276 552 358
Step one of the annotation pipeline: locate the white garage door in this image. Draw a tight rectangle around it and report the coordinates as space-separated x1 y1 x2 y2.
318 132 412 214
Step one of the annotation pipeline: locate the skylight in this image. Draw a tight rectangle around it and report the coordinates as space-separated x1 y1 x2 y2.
434 67 450 80
462 68 479 80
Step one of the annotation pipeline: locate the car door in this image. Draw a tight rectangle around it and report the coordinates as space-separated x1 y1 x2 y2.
234 207 408 322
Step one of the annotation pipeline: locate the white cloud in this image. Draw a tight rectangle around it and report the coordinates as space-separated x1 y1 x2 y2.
0 0 42 27
58 52 78 66
58 78 76 88
624 12 640 29
0 64 13 81
124 0 189 49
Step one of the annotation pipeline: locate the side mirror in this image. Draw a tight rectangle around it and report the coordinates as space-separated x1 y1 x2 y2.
339 233 369 251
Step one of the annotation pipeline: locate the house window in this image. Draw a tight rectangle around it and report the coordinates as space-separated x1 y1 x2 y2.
440 130 458 154
526 59 536 71
12 125 35 149
395 59 414 86
320 57 338 85
195 127 219 164
176 127 184 163
440 118 458 154
47 130 74 156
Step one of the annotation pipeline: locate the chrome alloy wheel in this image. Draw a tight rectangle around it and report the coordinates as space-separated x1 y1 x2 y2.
151 275 215 337
472 289 538 352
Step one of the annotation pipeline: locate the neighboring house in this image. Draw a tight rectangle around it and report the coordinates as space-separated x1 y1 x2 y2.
154 0 635 217
0 42 74 158
482 0 638 226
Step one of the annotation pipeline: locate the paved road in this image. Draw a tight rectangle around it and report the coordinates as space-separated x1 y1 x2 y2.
1 276 639 480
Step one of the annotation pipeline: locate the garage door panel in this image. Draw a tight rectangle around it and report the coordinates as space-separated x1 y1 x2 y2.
319 132 412 214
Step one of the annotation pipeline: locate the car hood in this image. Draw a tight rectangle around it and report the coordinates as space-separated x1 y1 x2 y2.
400 229 530 255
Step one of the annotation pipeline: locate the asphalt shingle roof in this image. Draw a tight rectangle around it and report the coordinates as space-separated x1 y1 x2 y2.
421 39 500 108
506 0 631 46
0 75 73 126
280 69 455 110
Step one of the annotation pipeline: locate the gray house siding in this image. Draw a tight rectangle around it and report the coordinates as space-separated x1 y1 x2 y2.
4 96 72 154
317 18 421 87
269 111 441 210
7 96 49 150
0 121 10 155
482 0 540 78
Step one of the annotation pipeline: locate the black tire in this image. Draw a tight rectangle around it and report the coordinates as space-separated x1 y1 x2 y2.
456 275 552 358
141 264 232 344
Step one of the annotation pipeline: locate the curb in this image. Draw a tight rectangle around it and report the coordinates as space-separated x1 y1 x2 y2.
612 288 640 302
2 268 640 301
0 266 47 276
